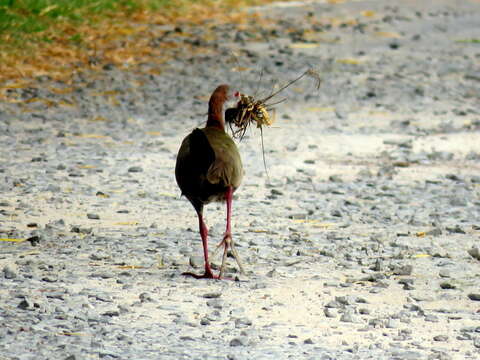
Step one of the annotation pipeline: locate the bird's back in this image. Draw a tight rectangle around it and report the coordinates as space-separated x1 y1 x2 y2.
175 127 243 210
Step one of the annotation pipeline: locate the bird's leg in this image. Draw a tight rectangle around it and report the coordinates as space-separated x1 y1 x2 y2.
183 209 218 279
215 187 245 278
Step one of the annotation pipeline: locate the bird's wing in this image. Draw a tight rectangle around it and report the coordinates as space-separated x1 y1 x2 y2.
203 128 243 189
175 128 215 196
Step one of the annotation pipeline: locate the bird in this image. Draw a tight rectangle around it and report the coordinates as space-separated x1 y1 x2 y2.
175 84 244 279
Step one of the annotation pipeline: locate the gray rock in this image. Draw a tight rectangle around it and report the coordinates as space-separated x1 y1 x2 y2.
202 292 221 299
324 308 338 318
391 264 413 276
433 335 448 341
468 247 480 261
425 315 439 322
440 281 456 290
438 270 451 278
3 265 17 279
340 310 359 323
386 319 399 329
230 336 248 347
467 293 480 301
128 166 143 173
235 317 253 328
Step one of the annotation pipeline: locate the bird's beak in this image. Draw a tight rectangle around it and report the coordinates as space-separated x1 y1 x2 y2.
225 90 240 109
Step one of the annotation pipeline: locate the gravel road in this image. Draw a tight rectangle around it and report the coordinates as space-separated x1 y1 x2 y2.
1 0 480 359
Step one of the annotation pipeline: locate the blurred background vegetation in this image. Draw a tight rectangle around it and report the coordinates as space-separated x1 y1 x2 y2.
0 0 270 42
0 0 279 83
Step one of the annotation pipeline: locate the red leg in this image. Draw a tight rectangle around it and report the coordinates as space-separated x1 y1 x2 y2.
183 211 219 279
225 187 233 238
217 187 244 278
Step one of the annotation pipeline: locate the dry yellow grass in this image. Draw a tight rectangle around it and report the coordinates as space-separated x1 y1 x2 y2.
0 0 284 87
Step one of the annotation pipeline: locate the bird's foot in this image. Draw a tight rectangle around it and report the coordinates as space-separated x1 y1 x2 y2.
213 232 245 279
182 265 219 279
182 271 220 280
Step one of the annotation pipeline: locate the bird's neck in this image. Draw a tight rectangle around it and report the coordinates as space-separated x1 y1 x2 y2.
206 98 225 131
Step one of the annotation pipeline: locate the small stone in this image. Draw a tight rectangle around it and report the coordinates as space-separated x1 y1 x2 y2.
325 300 343 308
426 228 442 236
324 308 337 318
179 336 194 341
389 41 400 49
329 175 343 183
438 270 451 278
386 319 399 329
200 318 211 326
102 310 120 317
189 256 203 269
3 265 17 279
446 225 466 234
87 213 100 220
206 299 223 309
467 293 480 301
392 264 413 276
202 292 221 299
467 247 480 261
128 166 143 173
26 235 40 246
17 297 35 311
335 296 358 306
230 337 247 347
399 278 415 290
424 315 439 322
340 311 356 323
433 335 449 342
71 226 92 234
304 338 314 344
271 189 283 196
440 281 456 290
235 317 252 328
139 293 154 303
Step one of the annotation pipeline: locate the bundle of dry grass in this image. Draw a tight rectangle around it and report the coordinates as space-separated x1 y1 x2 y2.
225 69 321 140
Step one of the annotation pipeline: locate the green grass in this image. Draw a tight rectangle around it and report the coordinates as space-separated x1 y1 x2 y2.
0 0 273 40
455 38 480 44
0 0 145 36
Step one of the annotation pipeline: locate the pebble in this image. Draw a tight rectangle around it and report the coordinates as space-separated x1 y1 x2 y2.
438 270 451 278
235 317 253 328
340 311 358 323
128 166 143 173
467 247 480 261
440 281 456 290
391 264 413 276
424 315 439 323
467 294 480 301
386 319 399 329
3 265 17 279
87 213 100 220
324 308 337 318
202 292 221 299
230 337 248 347
433 335 448 342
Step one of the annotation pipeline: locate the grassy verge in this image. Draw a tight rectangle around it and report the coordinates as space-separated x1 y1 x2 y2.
0 0 280 85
